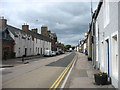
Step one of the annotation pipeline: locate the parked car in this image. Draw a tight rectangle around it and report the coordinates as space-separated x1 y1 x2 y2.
44 50 52 57
58 50 65 54
58 50 62 54
52 51 56 56
61 51 65 54
66 50 72 52
56 51 60 55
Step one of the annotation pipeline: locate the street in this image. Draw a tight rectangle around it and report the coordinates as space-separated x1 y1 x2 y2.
2 52 76 88
1 1 120 89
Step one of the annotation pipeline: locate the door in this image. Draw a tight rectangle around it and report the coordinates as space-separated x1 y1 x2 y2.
25 48 27 56
41 48 42 55
38 48 39 54
106 39 110 76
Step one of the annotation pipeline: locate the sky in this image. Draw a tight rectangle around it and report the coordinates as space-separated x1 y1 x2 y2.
0 0 99 46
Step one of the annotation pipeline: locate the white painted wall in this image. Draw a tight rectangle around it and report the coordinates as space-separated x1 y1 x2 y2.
9 30 51 57
118 2 120 90
14 32 34 57
95 1 119 88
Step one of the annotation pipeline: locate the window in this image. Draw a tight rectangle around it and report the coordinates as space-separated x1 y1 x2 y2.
36 47 37 52
36 38 37 43
30 48 31 53
104 0 110 28
19 48 20 54
101 42 104 67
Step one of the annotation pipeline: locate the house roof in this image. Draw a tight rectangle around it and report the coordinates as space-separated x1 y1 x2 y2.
2 28 14 42
27 30 51 42
93 0 103 20
6 25 51 42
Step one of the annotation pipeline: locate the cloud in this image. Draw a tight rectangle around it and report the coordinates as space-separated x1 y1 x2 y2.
0 1 98 46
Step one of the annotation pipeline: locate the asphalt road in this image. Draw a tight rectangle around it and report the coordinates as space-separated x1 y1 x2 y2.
2 52 76 88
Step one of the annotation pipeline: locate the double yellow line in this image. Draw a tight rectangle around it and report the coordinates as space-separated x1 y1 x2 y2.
49 55 77 90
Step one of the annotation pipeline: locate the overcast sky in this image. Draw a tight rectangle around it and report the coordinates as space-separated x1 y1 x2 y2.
0 0 99 46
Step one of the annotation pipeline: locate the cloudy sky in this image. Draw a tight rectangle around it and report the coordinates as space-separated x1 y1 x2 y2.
0 0 99 46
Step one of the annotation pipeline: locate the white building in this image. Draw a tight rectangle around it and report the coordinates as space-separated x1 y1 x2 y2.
94 1 120 89
1 18 51 58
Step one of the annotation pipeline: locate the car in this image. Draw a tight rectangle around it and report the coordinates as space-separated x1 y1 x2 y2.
61 51 65 54
51 51 56 56
56 51 60 55
58 50 65 54
44 50 52 57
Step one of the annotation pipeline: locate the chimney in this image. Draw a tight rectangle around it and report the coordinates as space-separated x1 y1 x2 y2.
0 17 7 31
22 24 29 31
32 28 38 33
41 25 48 37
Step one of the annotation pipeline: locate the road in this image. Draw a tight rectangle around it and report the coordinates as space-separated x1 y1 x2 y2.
2 52 76 88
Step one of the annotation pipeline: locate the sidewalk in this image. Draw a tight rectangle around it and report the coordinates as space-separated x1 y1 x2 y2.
1 55 43 68
65 52 114 88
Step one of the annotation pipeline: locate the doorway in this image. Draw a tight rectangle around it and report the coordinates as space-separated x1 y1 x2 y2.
41 48 42 55
25 48 27 56
112 35 118 77
106 39 110 76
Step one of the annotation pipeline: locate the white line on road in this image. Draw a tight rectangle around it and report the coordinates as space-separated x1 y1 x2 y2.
60 55 77 88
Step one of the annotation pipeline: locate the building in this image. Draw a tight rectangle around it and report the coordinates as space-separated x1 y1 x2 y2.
89 0 120 89
41 25 63 51
79 40 84 53
56 42 64 51
49 32 57 51
87 23 92 61
1 18 51 58
2 28 15 59
118 2 120 90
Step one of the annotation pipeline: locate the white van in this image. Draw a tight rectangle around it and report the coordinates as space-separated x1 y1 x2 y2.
44 50 52 56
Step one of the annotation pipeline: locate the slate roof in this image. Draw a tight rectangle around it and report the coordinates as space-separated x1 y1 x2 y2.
7 25 30 36
5 25 51 42
2 28 14 42
27 30 51 42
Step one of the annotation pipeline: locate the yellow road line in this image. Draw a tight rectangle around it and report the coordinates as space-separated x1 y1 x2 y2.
50 56 76 89
50 64 71 89
49 55 77 90
54 59 74 89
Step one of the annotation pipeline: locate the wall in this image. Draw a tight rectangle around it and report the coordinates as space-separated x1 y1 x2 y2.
87 31 92 60
96 2 119 88
118 1 120 90
14 32 34 57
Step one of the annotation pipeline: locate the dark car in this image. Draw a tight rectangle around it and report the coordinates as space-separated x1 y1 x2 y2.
56 51 60 55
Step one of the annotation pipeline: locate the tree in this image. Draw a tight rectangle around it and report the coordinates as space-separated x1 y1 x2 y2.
64 45 72 50
72 46 75 50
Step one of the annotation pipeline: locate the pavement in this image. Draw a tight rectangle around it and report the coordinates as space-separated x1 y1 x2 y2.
1 55 44 68
64 52 114 89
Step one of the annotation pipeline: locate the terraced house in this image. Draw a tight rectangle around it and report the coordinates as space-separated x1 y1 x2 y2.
87 0 120 89
1 17 51 59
